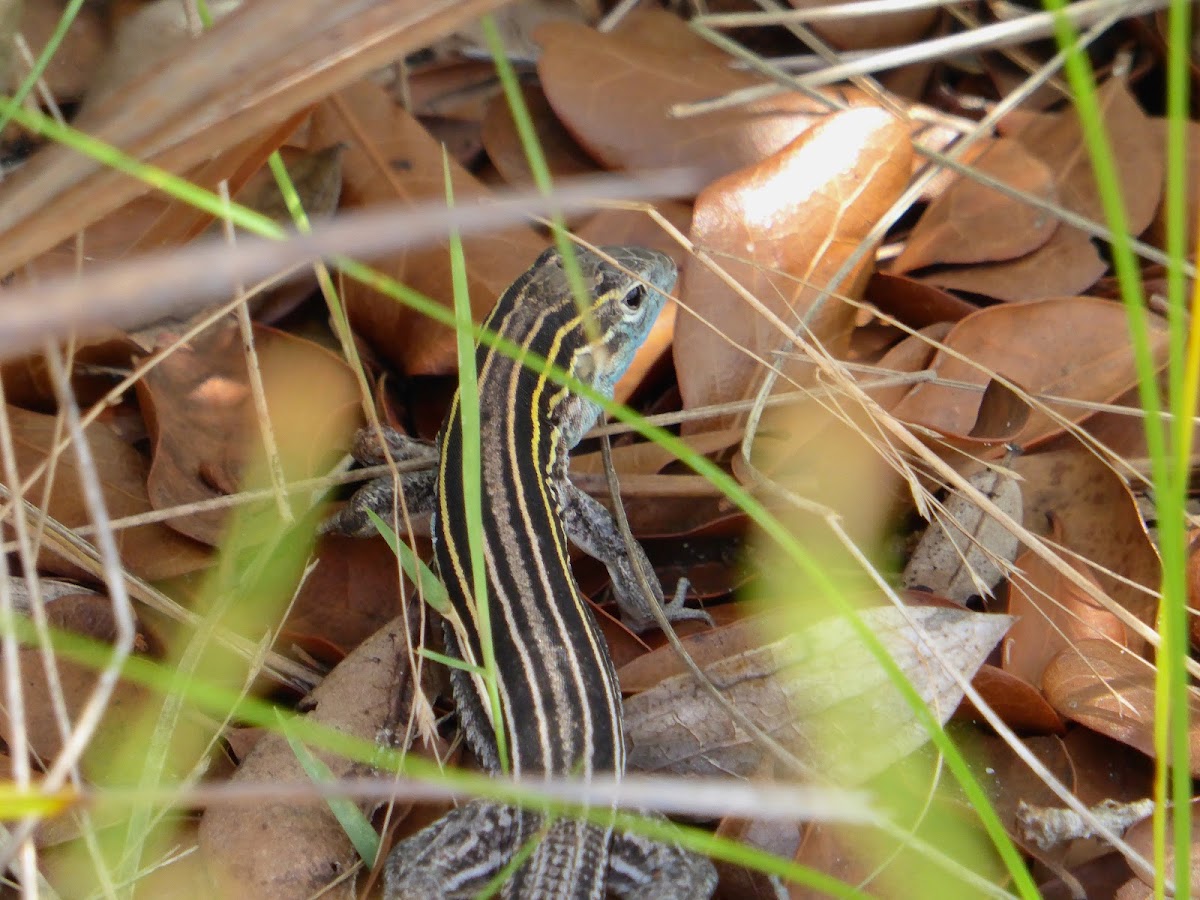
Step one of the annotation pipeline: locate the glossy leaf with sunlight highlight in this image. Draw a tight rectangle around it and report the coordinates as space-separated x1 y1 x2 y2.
674 106 912 427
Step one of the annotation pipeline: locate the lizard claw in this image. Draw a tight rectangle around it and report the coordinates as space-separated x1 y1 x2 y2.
660 578 713 627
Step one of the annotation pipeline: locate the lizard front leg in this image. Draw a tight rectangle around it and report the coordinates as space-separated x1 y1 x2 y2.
558 482 712 633
321 426 438 538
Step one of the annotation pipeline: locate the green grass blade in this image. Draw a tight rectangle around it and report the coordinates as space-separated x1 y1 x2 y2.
418 647 486 676
365 509 450 615
479 14 596 342
1041 5 1190 897
443 149 508 774
0 0 85 136
280 715 381 867
1161 0 1195 895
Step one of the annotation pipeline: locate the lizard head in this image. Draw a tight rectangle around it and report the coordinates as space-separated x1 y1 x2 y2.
521 244 677 449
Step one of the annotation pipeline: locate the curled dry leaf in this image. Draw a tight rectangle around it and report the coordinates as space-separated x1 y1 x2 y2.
137 323 360 545
1042 639 1200 774
1 334 143 411
199 614 421 899
902 464 1022 605
624 606 1013 785
893 138 1059 272
967 378 1031 442
891 297 1168 448
309 78 546 375
926 75 1162 304
1003 514 1127 689
1016 443 1161 634
536 10 875 182
674 106 913 427
3 404 210 579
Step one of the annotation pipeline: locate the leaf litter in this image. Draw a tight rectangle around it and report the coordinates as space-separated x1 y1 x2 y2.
0 1 1191 897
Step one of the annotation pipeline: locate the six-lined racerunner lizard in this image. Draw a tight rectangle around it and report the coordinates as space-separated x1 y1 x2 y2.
324 245 717 898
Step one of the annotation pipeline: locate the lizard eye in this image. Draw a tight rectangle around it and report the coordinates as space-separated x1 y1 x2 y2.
620 284 646 312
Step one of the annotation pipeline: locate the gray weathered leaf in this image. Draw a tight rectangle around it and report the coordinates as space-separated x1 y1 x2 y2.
902 466 1023 604
625 606 1014 785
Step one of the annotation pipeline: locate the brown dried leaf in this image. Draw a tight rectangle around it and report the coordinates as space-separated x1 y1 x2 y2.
714 812 803 899
1014 76 1163 237
199 614 420 898
1063 728 1153 807
958 664 1064 734
1016 443 1161 632
137 323 360 545
617 614 766 694
1116 800 1200 900
1042 639 1200 774
573 202 692 262
921 217 1106 302
1146 118 1200 251
1003 515 1128 688
968 378 1032 441
891 297 1168 447
309 78 546 375
536 10 871 182
863 322 951 411
793 0 938 51
894 138 1058 272
284 535 410 655
675 107 913 425
481 82 598 188
1 334 141 411
3 405 210 579
968 733 1074 832
624 606 1013 784
81 0 242 113
0 589 158 777
863 272 977 330
572 428 742 479
15 0 106 102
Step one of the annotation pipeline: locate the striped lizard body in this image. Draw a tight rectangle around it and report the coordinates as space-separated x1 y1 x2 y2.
326 246 716 898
